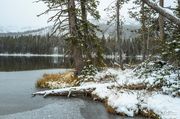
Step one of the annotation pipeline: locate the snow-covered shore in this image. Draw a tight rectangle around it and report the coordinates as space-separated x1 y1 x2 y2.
34 61 180 119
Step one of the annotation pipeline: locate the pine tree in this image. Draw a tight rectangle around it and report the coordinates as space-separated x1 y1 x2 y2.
104 0 129 69
161 1 180 66
129 0 158 59
38 0 104 74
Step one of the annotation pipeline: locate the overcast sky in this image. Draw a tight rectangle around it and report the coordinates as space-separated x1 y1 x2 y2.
0 0 176 30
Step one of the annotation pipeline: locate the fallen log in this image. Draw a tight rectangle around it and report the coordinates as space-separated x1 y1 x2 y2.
33 82 149 98
33 87 95 97
33 83 113 97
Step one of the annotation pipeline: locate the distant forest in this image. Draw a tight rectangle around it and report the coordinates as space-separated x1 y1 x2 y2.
0 34 158 58
0 35 65 54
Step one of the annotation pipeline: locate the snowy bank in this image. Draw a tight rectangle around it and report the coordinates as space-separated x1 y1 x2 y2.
141 93 180 119
33 61 180 118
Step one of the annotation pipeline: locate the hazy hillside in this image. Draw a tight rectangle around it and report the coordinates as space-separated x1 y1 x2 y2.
98 23 140 39
0 23 140 39
0 26 52 37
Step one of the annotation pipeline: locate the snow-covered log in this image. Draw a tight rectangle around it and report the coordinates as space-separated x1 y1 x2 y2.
142 0 180 25
33 83 113 97
33 87 94 97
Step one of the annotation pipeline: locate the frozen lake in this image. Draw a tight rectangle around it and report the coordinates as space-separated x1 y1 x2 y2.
0 55 142 71
0 69 146 119
0 54 145 119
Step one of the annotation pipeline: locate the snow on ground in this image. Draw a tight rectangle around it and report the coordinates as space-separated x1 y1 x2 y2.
35 81 180 118
141 93 180 119
93 68 145 87
133 61 180 96
92 88 139 117
93 87 180 118
93 65 180 118
34 61 180 118
108 91 138 117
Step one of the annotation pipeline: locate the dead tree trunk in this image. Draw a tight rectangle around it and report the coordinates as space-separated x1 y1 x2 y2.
159 0 165 41
117 0 124 70
142 2 147 61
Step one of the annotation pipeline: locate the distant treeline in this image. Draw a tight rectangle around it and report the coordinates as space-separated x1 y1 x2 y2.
102 35 157 57
0 34 157 58
0 35 65 54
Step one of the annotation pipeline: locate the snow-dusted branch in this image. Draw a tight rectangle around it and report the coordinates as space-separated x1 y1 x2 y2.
142 0 180 25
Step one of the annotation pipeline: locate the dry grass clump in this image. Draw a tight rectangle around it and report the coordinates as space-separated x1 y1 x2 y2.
104 100 117 114
36 71 79 89
104 100 128 116
140 109 160 119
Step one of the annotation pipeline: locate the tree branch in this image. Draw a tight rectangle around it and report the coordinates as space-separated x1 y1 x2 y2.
142 0 180 25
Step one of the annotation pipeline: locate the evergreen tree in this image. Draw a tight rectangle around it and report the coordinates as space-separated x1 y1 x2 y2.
162 1 180 66
129 0 158 59
38 0 105 74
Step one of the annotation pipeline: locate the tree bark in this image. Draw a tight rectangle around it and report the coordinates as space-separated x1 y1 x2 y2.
116 0 124 70
142 2 146 61
80 0 88 36
159 0 165 41
142 0 180 26
68 0 77 36
68 0 83 75
80 0 91 60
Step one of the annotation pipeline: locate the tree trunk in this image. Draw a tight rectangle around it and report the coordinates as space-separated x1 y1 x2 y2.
68 0 77 36
159 0 165 41
147 27 150 56
142 0 180 26
80 0 91 60
142 2 147 61
68 0 83 75
117 0 124 70
80 0 88 37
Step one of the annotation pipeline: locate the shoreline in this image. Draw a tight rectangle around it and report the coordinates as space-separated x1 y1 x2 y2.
0 69 124 119
33 63 180 119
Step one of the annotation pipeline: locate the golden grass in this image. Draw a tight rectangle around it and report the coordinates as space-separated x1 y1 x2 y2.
104 100 117 114
36 71 79 88
140 109 160 119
